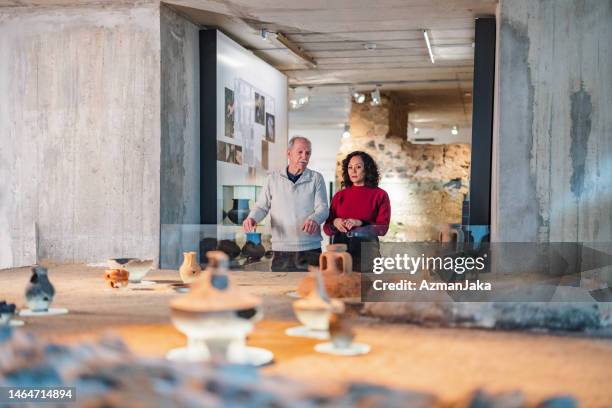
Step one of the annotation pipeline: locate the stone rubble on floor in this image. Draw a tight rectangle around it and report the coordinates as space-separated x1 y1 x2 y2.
0 327 578 408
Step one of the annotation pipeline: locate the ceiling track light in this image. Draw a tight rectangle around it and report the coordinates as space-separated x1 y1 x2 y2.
423 29 435 64
370 85 381 106
353 91 366 104
451 125 458 135
342 123 351 139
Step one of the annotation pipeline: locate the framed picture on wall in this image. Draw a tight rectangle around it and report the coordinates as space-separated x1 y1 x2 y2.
255 92 265 125
265 113 275 143
224 87 235 137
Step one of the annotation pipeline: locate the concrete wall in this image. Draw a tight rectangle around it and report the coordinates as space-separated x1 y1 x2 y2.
160 5 200 225
495 0 612 242
0 3 161 267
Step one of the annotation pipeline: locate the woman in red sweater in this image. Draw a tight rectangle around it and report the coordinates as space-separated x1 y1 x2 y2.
323 151 391 271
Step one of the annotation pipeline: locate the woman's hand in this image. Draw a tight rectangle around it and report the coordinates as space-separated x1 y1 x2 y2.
333 218 348 233
344 218 363 230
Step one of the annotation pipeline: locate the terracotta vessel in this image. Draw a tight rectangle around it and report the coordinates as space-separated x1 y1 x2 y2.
170 251 262 361
297 244 361 298
293 268 344 331
25 266 55 312
104 269 129 289
179 252 201 284
107 258 154 283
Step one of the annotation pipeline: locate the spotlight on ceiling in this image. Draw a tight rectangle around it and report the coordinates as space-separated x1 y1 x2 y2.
451 125 459 136
342 123 351 139
413 127 420 135
260 28 269 41
353 92 366 104
370 86 381 106
364 42 377 50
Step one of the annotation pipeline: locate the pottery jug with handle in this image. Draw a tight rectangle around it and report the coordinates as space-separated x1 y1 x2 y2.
179 251 201 284
319 244 352 275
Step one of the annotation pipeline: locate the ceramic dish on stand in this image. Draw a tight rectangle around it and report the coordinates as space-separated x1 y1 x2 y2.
108 258 155 285
166 251 273 366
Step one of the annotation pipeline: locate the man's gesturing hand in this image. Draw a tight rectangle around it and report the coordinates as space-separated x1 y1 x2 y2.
243 217 257 232
302 219 319 235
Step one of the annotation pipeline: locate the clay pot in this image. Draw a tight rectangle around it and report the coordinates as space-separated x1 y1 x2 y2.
25 266 55 312
179 252 201 284
320 244 352 275
297 244 361 298
0 301 16 325
107 258 153 283
217 240 241 260
241 242 265 262
226 198 250 225
104 269 129 289
293 269 344 331
170 251 262 361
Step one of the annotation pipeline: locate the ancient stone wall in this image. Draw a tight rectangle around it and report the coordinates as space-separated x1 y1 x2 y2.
337 95 471 241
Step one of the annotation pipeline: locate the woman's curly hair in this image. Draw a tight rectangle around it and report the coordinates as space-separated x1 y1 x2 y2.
341 151 380 188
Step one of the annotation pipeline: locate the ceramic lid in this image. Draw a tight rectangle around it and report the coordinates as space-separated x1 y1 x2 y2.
171 251 261 313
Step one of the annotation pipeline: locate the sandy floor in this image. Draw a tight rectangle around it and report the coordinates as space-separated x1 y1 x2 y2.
1 263 611 407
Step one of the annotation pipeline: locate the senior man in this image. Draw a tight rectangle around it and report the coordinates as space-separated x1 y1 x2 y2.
243 136 328 271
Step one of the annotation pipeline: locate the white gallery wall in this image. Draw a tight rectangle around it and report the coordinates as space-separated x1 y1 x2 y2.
0 4 161 267
215 31 288 227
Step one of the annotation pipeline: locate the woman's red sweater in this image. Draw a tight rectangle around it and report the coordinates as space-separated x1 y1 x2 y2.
323 185 391 236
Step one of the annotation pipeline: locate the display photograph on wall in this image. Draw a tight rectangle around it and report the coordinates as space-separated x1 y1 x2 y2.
217 140 243 165
224 87 234 137
254 92 265 125
261 140 269 170
265 112 275 143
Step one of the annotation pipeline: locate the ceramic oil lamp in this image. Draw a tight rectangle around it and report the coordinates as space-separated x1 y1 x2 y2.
107 258 154 283
104 269 129 289
24 266 55 312
179 252 201 284
170 251 262 362
293 268 344 331
0 301 16 325
297 244 361 298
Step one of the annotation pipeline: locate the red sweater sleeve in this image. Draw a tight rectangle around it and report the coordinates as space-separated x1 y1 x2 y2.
374 190 391 235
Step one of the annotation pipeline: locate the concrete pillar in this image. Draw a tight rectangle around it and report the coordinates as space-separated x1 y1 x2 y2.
494 0 612 242
0 4 161 266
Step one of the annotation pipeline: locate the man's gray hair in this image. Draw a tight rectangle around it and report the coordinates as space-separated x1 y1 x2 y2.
288 135 312 149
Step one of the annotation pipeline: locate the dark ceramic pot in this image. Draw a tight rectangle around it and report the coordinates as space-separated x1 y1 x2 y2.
241 241 266 262
25 266 55 312
227 199 250 225
217 239 241 260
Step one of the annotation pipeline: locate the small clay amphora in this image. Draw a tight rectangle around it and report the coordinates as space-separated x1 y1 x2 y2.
179 251 202 284
320 244 352 275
